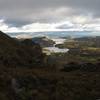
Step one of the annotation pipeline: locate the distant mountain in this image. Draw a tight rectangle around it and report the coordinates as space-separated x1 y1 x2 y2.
7 31 100 39
0 31 45 67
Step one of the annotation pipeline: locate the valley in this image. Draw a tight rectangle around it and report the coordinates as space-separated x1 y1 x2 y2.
0 31 100 100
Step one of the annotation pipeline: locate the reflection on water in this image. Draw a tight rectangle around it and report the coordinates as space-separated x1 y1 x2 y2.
43 47 69 54
43 38 69 55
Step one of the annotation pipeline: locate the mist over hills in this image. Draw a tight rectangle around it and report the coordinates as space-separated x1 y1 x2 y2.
7 31 100 39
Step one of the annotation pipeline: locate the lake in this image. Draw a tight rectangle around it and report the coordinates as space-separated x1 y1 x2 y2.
43 47 69 55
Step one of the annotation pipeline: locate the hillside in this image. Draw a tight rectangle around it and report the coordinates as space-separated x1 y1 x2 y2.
0 31 45 67
32 37 55 47
0 31 100 100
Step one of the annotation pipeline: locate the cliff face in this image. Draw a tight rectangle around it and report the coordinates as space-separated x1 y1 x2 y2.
0 31 45 67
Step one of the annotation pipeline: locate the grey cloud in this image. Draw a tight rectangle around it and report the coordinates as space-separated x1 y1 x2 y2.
0 0 100 26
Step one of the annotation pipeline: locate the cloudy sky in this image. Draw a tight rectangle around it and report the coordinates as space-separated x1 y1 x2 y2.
0 0 100 33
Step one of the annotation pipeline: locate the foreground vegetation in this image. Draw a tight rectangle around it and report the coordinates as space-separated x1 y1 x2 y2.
0 31 100 100
1 67 100 100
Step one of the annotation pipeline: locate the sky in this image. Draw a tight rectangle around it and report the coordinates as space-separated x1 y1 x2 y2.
0 0 100 34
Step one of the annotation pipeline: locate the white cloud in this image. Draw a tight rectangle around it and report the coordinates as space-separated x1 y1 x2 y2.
72 16 91 24
0 16 100 35
21 23 55 32
0 19 21 32
0 19 9 31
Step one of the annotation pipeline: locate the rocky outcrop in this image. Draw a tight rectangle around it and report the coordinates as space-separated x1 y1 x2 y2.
32 37 55 47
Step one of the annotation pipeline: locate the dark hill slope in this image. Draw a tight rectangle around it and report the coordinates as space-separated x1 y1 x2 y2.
0 31 45 67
